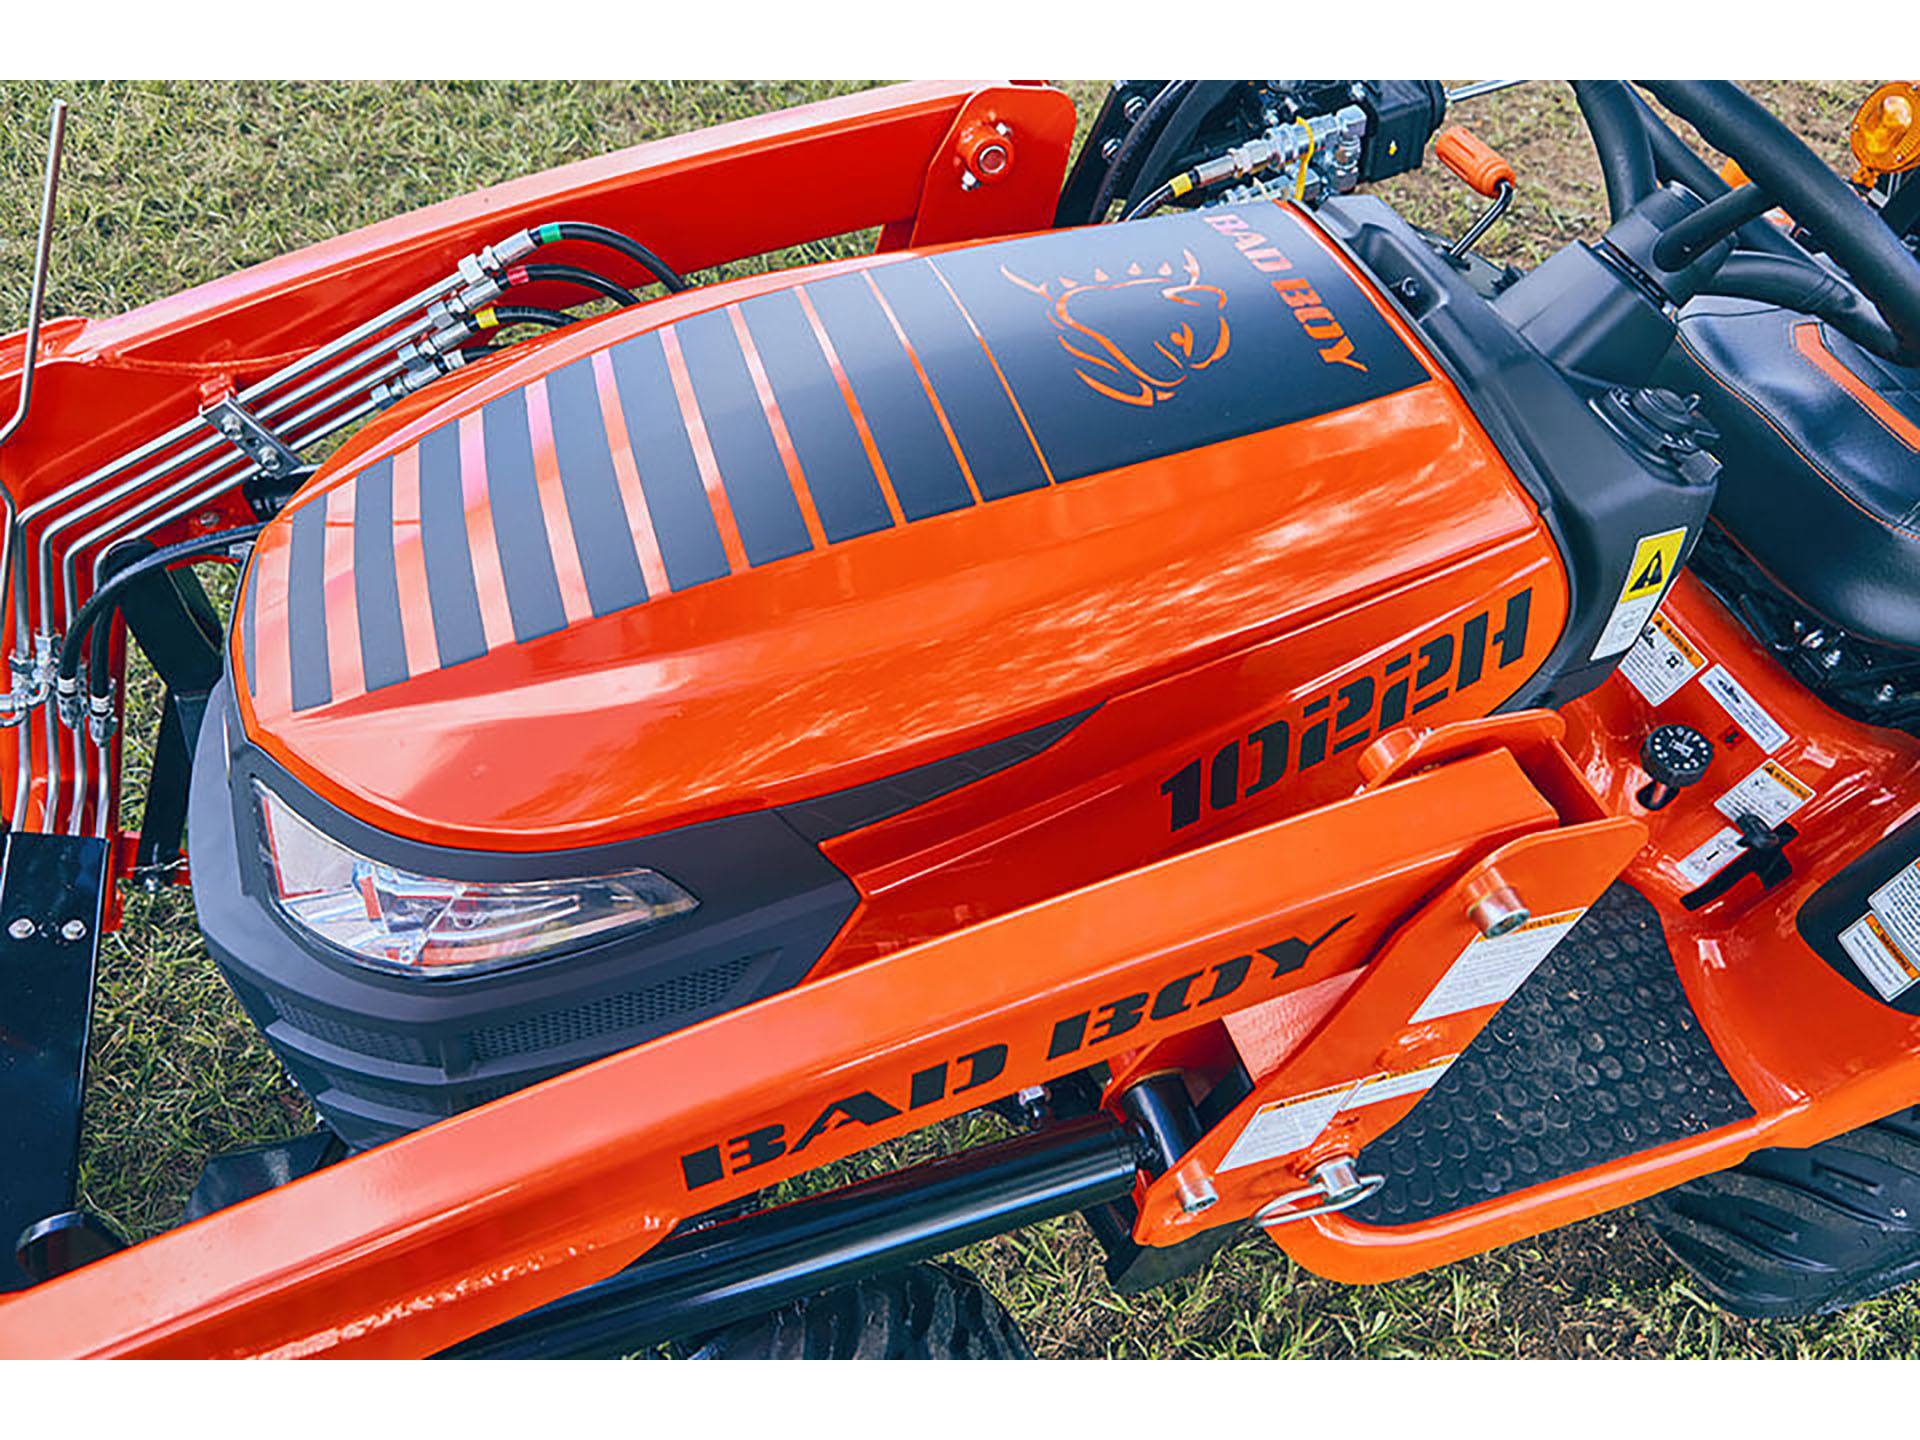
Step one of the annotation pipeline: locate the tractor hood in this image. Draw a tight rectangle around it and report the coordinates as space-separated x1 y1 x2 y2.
228 203 1534 852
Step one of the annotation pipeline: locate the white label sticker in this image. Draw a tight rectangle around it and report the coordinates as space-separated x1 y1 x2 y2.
1618 610 1706 706
1675 826 1747 884
1218 1079 1363 1172
1699 665 1790 752
1839 915 1920 1001
1714 760 1815 828
1868 861 1920 964
1410 909 1586 1022
1340 1056 1458 1110
1592 527 1688 659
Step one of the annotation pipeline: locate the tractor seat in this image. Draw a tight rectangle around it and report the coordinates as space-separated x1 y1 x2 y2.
1665 295 1920 651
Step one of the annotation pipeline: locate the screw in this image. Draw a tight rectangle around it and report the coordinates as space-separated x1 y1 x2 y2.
60 918 87 942
1468 885 1530 939
1101 136 1123 162
1123 94 1148 123
1395 276 1425 304
8 917 36 940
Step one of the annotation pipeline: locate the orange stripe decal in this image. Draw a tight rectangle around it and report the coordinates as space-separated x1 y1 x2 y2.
728 304 827 550
321 479 364 704
388 444 438 680
795 284 908 525
590 349 672 599
460 411 516 651
926 258 1058 485
523 377 596 625
659 325 749 575
1795 321 1920 451
863 271 983 504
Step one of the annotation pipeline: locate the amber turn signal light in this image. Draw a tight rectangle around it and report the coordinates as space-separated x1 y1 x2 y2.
1851 81 1920 180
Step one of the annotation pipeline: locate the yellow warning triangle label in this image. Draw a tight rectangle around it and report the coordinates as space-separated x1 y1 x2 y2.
1620 529 1687 602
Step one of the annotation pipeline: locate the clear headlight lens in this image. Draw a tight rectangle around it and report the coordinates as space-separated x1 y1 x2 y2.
255 784 698 977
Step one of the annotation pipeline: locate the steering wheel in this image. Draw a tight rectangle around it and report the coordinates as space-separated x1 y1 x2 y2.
1580 81 1920 363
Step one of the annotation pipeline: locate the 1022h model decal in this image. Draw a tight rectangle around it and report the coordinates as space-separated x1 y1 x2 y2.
1160 589 1534 831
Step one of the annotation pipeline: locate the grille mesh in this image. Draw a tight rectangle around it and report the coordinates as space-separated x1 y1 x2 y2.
469 954 759 1063
273 996 430 1064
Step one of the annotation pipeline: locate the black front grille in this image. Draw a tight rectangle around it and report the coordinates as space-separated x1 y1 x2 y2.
272 996 431 1064
468 954 759 1063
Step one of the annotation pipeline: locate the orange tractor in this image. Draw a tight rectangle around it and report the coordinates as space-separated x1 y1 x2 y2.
2 79 1920 1357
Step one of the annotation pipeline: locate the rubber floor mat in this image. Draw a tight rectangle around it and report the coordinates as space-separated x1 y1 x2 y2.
1348 883 1752 1227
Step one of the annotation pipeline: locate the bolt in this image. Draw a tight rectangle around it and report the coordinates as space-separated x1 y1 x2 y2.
1877 683 1898 705
1123 94 1148 123
8 917 36 940
1468 885 1530 939
1395 276 1425 304
1100 136 1123 162
196 509 221 528
973 142 1010 178
218 414 242 436
959 171 978 191
60 918 87 942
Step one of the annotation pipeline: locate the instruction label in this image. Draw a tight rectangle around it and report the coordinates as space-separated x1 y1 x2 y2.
1839 914 1920 1002
1218 1079 1363 1172
1700 665 1790 752
1410 909 1587 1022
1619 610 1706 706
1339 1055 1458 1111
1592 528 1688 659
1676 827 1747 885
1714 760 1815 828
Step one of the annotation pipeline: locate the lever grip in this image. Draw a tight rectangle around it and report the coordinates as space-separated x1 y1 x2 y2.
1435 125 1517 198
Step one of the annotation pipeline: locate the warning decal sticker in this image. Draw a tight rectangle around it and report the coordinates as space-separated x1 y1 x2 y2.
1339 1056 1459 1111
1410 909 1587 1022
1619 610 1706 706
1218 1079 1363 1172
1592 527 1688 659
1840 914 1920 1002
1715 760 1814 828
1699 665 1791 752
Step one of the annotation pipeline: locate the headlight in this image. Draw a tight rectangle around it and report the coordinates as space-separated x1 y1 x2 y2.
254 784 698 977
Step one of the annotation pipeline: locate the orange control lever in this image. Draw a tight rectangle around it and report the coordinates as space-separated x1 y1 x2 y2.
1435 125 1517 198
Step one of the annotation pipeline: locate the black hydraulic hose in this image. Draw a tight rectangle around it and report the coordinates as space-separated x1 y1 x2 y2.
1623 88 1804 260
1707 252 1906 361
484 304 573 331
510 262 639 307
56 523 266 691
1643 81 1920 357
1652 183 1779 270
531 220 687 293
1573 81 1659 221
1122 179 1178 223
1086 81 1191 223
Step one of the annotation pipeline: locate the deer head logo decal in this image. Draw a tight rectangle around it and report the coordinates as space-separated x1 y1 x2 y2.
1002 250 1230 409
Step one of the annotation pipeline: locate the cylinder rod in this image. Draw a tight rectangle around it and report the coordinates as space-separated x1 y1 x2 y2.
444 1114 1141 1359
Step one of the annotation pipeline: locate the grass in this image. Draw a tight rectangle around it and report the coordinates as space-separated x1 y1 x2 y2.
3 78 1914 1357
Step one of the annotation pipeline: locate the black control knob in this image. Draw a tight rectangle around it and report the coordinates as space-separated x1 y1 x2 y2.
1638 723 1715 810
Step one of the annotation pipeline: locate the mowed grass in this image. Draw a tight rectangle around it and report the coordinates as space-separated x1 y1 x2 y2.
3 78 1915 1357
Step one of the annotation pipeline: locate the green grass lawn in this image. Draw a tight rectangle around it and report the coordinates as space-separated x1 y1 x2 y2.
5 78 1916 1357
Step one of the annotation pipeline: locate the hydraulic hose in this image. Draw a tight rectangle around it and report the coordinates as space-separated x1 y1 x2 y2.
529 220 687 293
507 262 639 307
1085 81 1192 223
478 304 574 332
1643 81 1920 357
55 523 265 700
1573 81 1659 221
1706 252 1906 361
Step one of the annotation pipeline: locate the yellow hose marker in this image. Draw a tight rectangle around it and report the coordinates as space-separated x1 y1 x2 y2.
1293 125 1318 201
475 307 500 330
1169 172 1196 198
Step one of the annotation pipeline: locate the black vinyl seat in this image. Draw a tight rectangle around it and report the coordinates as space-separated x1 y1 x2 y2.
1665 295 1920 650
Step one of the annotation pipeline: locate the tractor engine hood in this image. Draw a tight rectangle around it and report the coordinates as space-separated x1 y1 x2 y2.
227 202 1531 853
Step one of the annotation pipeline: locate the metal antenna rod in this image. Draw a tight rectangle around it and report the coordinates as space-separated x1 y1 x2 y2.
0 97 68 453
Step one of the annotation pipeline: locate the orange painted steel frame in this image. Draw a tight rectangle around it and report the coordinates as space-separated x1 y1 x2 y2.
0 79 1076 836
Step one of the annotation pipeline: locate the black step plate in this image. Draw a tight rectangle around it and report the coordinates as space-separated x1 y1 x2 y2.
1348 883 1752 1227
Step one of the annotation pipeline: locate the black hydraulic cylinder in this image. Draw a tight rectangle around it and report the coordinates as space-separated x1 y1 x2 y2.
443 1114 1141 1359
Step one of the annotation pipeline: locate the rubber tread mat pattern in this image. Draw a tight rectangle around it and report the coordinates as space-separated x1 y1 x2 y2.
1349 883 1752 1227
